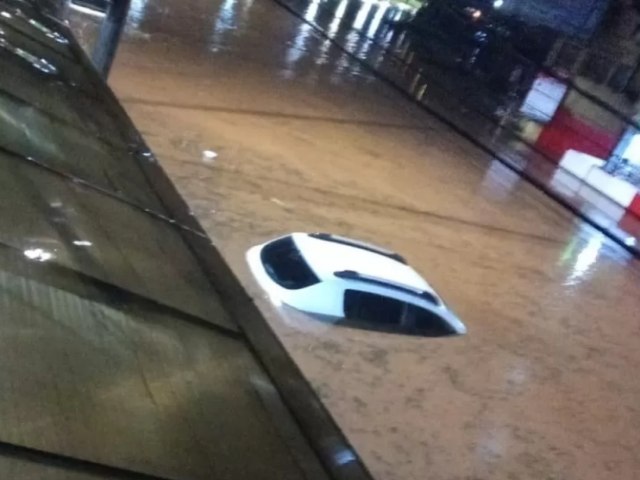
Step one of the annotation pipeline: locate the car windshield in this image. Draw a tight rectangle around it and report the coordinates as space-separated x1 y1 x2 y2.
261 237 320 289
343 290 456 336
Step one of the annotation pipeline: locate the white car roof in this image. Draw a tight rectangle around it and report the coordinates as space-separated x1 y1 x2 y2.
292 233 438 297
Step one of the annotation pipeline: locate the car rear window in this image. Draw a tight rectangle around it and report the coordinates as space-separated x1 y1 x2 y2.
261 237 320 289
343 290 456 337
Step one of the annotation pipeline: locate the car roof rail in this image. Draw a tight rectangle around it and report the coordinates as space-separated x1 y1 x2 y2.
308 233 408 264
334 270 439 305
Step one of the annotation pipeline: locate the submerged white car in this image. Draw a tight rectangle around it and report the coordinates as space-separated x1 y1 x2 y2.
247 233 466 337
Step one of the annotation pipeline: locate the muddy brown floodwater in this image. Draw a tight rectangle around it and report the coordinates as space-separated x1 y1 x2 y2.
105 0 640 478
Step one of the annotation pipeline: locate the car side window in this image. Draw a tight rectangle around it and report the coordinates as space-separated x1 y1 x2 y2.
343 289 403 327
343 290 456 337
409 305 456 337
261 237 320 290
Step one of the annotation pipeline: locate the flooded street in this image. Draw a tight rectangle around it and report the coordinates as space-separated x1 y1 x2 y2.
107 0 640 478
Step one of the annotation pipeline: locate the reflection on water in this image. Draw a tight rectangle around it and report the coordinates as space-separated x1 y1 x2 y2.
127 0 149 30
330 50 356 83
280 0 412 82
211 0 239 48
283 0 321 72
134 0 408 84
208 0 256 50
564 234 604 286
282 0 407 80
